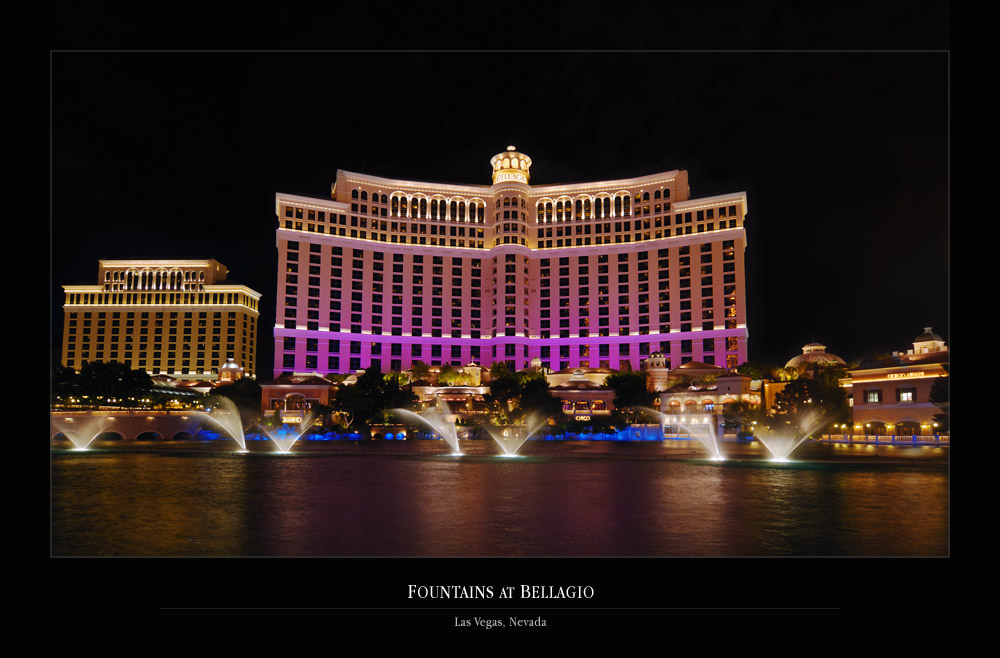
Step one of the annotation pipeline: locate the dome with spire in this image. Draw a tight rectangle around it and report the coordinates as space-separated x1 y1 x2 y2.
912 326 946 355
785 343 846 372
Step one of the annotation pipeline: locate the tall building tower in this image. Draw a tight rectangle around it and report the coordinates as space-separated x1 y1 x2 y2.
61 259 261 380
273 149 748 376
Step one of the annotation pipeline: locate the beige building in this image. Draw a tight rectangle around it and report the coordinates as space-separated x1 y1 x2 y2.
61 259 261 381
842 327 949 437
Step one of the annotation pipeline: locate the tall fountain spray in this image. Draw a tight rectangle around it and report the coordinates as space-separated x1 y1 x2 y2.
199 396 248 451
390 398 462 455
262 412 315 454
484 412 547 457
51 415 114 451
757 410 826 462
638 407 725 460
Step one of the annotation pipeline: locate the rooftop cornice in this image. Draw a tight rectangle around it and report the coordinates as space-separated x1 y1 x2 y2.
340 171 490 195
98 259 223 267
337 169 690 197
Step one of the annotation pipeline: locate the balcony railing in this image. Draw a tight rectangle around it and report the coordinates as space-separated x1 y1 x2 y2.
818 434 949 444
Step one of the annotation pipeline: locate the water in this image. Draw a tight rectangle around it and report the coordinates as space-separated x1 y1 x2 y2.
637 406 724 459
390 400 462 454
50 415 113 450
199 396 248 451
50 440 948 556
262 413 315 453
484 413 547 456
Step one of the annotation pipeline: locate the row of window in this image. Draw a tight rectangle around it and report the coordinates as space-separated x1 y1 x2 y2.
281 201 737 232
863 388 919 403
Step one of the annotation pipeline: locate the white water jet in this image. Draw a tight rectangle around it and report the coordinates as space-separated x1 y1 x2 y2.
262 412 315 453
637 406 725 460
199 396 248 451
390 399 462 455
51 415 113 451
756 410 826 462
484 412 546 456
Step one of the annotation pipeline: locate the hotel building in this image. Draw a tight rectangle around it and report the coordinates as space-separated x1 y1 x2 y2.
274 147 749 376
61 259 261 380
842 327 949 436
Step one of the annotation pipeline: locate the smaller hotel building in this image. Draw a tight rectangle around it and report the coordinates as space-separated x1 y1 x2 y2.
842 328 948 436
61 259 261 381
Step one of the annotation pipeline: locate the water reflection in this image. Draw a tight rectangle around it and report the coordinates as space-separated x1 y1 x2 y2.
52 448 948 556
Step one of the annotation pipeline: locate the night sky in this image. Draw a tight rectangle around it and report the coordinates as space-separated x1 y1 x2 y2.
51 28 949 382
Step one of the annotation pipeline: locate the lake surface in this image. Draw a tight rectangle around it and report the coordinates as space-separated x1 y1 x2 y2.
50 440 948 556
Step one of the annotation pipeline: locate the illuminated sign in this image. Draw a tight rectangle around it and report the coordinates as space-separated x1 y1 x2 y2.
494 172 527 184
888 372 925 379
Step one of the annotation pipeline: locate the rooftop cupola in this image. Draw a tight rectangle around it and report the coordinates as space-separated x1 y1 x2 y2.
490 145 532 184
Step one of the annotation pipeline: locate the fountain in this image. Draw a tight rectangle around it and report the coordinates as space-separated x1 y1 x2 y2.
756 411 826 462
199 396 249 451
637 407 725 460
51 415 114 451
390 399 462 455
484 412 547 457
261 412 315 453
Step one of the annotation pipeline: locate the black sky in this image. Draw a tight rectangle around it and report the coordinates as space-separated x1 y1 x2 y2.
50 14 949 381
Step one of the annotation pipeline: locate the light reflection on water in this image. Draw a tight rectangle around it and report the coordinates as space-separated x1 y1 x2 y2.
51 448 948 557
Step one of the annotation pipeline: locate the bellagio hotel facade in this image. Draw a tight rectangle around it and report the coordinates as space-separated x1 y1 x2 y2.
275 147 749 376
61 259 261 380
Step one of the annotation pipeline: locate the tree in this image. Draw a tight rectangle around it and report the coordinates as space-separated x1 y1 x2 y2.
409 360 431 382
52 363 79 404
516 376 563 422
722 400 763 435
605 370 654 424
484 369 520 424
77 361 153 407
331 366 418 432
212 378 262 426
770 375 849 436
736 361 777 380
929 364 949 432
438 364 459 386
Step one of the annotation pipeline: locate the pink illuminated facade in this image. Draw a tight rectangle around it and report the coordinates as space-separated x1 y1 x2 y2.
273 148 749 376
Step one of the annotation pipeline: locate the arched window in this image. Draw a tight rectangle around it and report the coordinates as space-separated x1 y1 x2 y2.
575 199 583 216
458 201 466 219
361 190 368 201
664 188 671 199
504 197 510 206
391 197 399 216
603 197 611 217
623 196 630 215
381 194 387 204
654 190 661 199
643 191 650 201
351 189 359 199
614 196 622 216
451 200 458 219
419 198 427 217
592 400 607 411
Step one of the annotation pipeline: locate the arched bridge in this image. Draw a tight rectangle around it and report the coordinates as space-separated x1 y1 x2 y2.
50 410 208 441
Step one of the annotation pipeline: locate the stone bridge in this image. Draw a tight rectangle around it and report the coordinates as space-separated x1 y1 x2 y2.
50 410 209 441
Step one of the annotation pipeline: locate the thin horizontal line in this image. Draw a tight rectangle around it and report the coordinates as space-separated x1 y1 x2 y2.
164 606 841 611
